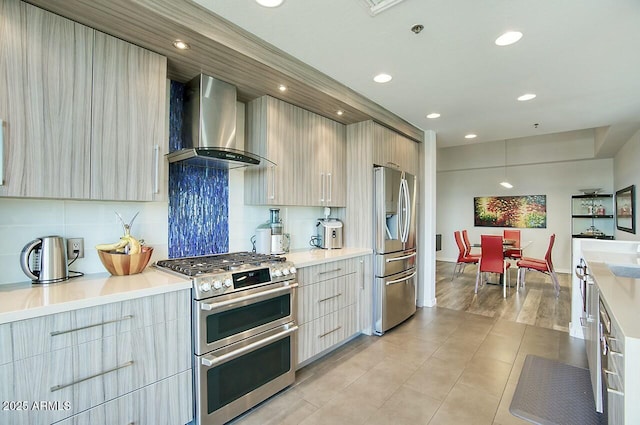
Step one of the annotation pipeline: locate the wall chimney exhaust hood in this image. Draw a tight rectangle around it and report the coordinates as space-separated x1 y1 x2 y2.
167 74 266 169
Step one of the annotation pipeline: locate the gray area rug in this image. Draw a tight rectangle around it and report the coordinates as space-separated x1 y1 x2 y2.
510 355 606 425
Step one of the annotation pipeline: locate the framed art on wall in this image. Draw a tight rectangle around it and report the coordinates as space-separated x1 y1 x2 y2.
615 185 635 234
474 195 547 228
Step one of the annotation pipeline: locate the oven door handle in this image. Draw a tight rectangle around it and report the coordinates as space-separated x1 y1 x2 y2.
200 283 298 311
201 325 299 368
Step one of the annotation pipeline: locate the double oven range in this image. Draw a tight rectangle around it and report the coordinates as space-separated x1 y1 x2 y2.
156 252 298 425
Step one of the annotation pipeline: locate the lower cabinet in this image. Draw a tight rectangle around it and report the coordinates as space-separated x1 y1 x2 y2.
55 370 192 425
0 290 192 425
296 257 365 366
298 304 358 365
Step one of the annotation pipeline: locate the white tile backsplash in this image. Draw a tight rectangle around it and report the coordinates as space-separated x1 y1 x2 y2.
227 170 342 253
0 198 168 285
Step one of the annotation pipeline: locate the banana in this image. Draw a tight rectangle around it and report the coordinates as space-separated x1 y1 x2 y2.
126 235 141 255
95 237 129 252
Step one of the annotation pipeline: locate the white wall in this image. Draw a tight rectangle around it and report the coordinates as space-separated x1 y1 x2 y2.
613 129 640 241
437 132 614 273
0 199 168 285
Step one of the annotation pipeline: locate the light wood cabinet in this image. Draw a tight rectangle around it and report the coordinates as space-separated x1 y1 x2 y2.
54 370 192 425
0 290 192 425
0 0 93 198
372 121 419 175
296 257 363 366
245 95 346 206
91 32 167 201
0 0 167 201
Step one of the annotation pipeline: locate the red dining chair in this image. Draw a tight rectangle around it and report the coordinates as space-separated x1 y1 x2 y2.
503 229 522 260
476 235 511 298
462 230 480 257
516 234 560 297
452 230 480 280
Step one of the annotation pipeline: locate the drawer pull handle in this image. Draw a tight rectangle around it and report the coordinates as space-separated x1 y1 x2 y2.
318 268 342 276
386 252 417 262
51 361 134 392
318 326 342 339
318 293 342 303
50 315 134 336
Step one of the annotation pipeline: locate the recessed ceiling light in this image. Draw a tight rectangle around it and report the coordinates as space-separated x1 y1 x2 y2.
336 110 344 116
517 93 537 101
278 84 287 92
373 73 392 83
426 113 440 119
256 0 284 7
495 31 523 46
172 40 190 50
465 134 477 139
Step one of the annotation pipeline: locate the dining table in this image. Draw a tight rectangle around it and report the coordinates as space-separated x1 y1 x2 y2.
472 238 532 286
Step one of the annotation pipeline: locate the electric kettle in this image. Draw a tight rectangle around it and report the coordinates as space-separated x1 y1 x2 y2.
20 236 69 283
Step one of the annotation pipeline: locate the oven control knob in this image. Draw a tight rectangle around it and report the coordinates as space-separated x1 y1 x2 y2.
289 266 297 275
224 278 233 288
273 268 283 277
282 268 290 275
212 280 222 290
200 282 212 292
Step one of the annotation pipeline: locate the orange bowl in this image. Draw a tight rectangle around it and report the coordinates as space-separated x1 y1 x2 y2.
97 246 153 276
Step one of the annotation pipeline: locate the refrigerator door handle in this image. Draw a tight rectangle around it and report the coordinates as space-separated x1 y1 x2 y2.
385 251 417 262
397 178 404 242
385 271 417 286
400 178 410 243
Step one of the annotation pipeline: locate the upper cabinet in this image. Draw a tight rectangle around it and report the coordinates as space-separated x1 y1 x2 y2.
372 122 419 176
0 0 93 198
0 0 167 201
245 96 346 207
91 32 167 201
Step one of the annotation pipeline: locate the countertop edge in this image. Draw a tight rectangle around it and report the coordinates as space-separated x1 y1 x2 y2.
285 248 372 268
582 248 640 340
0 269 191 324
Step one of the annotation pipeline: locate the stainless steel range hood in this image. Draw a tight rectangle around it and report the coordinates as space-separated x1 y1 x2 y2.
167 74 262 169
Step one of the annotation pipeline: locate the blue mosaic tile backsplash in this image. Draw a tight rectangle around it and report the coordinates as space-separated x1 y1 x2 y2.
168 81 229 258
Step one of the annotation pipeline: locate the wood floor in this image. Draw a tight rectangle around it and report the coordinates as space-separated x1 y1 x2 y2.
436 261 572 332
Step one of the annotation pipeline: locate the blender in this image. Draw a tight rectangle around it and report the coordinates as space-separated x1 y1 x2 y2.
269 208 285 254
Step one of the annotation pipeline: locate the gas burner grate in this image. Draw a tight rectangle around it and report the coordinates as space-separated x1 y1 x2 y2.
155 252 286 277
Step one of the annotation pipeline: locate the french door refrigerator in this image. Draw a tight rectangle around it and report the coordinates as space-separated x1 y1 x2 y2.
373 165 417 335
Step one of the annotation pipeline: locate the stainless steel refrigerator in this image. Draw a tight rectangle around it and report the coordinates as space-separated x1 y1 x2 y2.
373 165 417 335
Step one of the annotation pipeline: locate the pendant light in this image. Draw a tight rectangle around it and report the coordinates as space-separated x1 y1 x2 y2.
500 140 513 189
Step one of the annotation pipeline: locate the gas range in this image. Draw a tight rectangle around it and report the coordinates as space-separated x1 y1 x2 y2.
154 251 297 300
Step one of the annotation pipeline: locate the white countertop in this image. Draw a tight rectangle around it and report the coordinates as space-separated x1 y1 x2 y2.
582 247 640 339
0 268 190 324
284 247 372 268
0 248 372 324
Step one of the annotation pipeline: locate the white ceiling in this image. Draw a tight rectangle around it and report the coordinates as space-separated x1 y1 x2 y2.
194 0 640 149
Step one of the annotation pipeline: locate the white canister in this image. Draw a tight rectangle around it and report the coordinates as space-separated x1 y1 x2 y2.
255 228 272 254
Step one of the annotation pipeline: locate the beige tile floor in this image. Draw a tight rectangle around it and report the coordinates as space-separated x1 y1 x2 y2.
230 307 588 425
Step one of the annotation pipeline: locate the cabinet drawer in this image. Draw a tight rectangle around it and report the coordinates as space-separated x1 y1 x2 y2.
54 370 193 425
0 318 190 425
297 274 356 324
298 304 358 365
298 258 359 286
10 290 190 361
